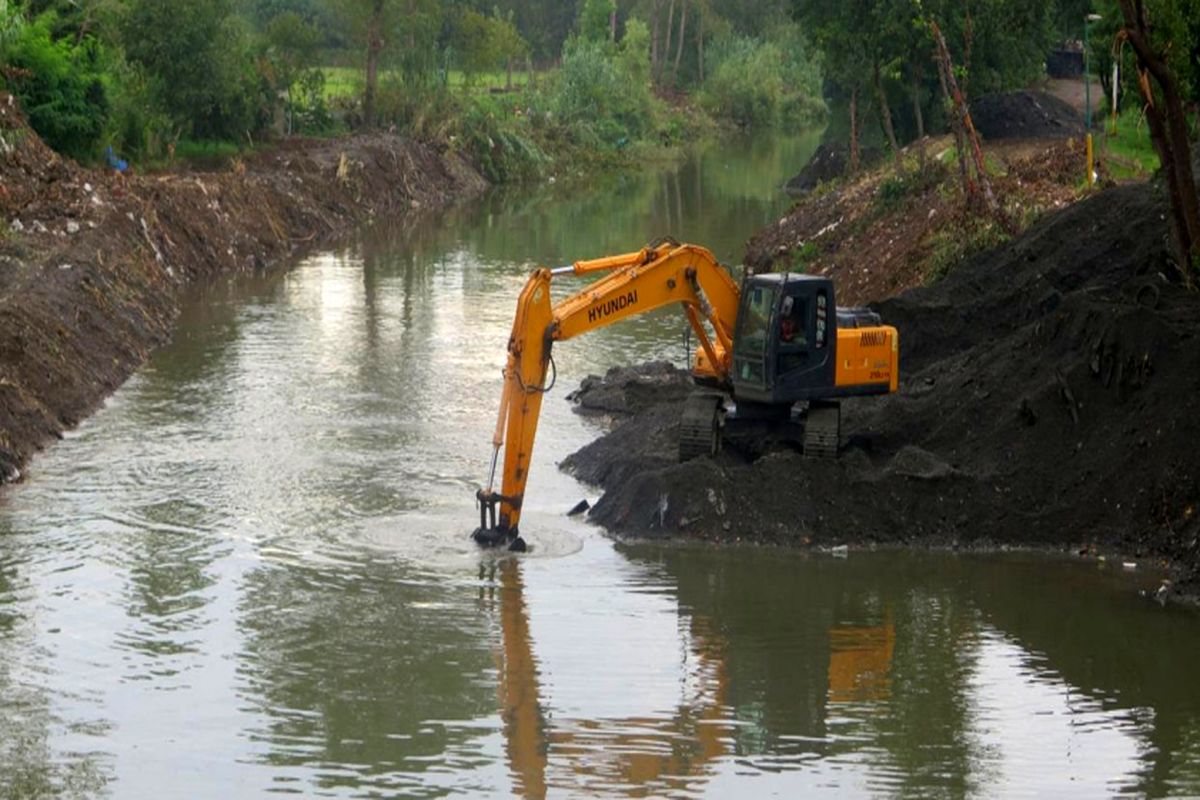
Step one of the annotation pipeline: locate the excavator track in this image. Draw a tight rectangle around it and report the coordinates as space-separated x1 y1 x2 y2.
804 402 841 459
678 393 724 462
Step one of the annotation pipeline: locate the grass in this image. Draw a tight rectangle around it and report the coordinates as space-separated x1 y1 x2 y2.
1098 108 1160 180
321 65 539 101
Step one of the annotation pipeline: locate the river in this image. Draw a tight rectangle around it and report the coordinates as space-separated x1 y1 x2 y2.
2 132 1199 798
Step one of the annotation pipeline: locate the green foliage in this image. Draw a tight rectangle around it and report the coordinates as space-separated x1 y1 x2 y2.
699 30 825 129
456 104 547 182
578 0 614 43
0 0 22 58
551 35 653 146
3 12 108 160
451 9 528 85
263 11 323 133
122 0 267 141
701 36 784 127
924 216 1011 284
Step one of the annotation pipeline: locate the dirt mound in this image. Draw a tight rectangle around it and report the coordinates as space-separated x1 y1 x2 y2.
748 138 1088 307
784 143 884 196
0 92 487 482
564 179 1200 597
566 361 695 416
970 91 1085 140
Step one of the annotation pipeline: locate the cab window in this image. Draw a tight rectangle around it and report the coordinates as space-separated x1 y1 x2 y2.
735 286 776 358
815 290 828 348
779 296 807 348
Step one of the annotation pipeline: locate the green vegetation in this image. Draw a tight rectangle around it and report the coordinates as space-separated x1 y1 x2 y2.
0 0 829 179
1100 108 1161 180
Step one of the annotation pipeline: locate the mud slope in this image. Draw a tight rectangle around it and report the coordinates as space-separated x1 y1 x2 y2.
563 181 1200 588
0 93 487 481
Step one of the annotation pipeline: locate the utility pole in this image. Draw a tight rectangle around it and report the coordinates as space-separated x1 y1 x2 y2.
1084 13 1101 186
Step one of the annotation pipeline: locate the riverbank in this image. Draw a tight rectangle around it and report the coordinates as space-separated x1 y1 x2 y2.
562 177 1200 602
0 92 488 483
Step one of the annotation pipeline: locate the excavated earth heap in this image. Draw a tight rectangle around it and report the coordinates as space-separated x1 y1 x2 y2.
563 180 1200 592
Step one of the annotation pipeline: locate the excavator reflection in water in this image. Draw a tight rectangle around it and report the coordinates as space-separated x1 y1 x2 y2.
479 559 896 798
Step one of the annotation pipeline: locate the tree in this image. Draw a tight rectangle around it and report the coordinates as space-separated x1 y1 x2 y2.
264 11 321 133
0 0 23 58
1115 0 1200 284
123 0 263 141
3 11 109 159
579 0 615 43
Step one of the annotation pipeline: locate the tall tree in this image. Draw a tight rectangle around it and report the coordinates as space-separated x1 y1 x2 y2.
1116 0 1200 284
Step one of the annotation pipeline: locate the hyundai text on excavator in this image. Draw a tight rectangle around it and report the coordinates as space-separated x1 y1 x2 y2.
473 239 899 551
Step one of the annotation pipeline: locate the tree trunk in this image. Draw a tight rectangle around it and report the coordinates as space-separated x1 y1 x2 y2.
696 3 704 83
911 72 926 169
610 10 617 42
935 26 974 204
661 0 676 84
874 59 901 167
650 0 662 82
849 86 860 175
363 0 384 129
932 20 1003 222
672 0 688 86
1118 0 1200 285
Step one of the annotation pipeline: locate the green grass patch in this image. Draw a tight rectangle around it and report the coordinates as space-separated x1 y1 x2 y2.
924 215 1011 284
1098 108 1160 179
321 65 539 102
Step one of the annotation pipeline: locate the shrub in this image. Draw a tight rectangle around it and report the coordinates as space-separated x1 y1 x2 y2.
3 12 108 160
700 36 786 127
550 34 654 148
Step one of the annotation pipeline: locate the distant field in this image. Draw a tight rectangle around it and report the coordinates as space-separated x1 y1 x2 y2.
321 66 535 101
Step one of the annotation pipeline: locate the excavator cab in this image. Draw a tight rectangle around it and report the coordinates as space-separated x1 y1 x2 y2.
730 274 896 406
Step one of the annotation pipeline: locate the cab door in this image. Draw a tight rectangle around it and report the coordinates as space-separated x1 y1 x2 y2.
773 282 836 400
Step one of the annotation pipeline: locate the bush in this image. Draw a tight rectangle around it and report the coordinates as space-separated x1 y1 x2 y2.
457 105 546 183
700 36 785 127
700 31 826 129
3 12 108 160
122 0 268 142
551 35 653 147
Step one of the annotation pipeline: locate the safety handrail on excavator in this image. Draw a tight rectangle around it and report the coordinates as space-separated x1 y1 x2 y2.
473 240 741 550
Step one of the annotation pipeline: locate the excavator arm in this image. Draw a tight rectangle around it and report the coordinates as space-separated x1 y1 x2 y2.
473 241 740 549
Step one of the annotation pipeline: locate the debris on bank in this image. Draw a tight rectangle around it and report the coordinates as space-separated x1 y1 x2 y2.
0 92 487 481
563 179 1200 597
749 135 1094 307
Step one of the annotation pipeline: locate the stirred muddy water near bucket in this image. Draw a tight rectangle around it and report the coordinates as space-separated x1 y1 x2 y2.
1 132 1199 798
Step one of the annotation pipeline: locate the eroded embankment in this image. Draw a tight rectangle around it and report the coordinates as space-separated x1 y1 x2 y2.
0 93 487 481
563 180 1200 595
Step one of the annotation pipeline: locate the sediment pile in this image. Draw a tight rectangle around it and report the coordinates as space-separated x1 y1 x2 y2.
0 93 487 480
564 179 1200 594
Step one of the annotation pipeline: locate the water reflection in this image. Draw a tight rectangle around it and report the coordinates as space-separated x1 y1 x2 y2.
488 554 736 799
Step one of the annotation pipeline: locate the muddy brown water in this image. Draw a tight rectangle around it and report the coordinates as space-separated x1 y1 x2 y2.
2 132 1199 798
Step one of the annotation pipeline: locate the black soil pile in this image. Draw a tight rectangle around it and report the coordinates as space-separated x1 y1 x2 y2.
563 180 1200 596
0 92 487 481
970 91 1085 140
785 143 883 196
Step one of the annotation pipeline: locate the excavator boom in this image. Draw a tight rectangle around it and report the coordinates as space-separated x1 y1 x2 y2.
474 242 740 549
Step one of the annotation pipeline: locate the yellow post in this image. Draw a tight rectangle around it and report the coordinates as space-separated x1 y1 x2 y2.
1086 133 1095 187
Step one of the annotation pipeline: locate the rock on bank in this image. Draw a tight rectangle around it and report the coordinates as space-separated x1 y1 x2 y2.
0 92 487 481
562 180 1200 593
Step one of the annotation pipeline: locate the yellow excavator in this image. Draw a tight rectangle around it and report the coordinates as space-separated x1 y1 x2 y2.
473 238 899 550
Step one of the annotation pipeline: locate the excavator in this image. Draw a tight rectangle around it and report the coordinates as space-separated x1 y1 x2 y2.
473 238 899 551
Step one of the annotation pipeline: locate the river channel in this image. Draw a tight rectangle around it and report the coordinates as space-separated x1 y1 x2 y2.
2 133 1200 798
